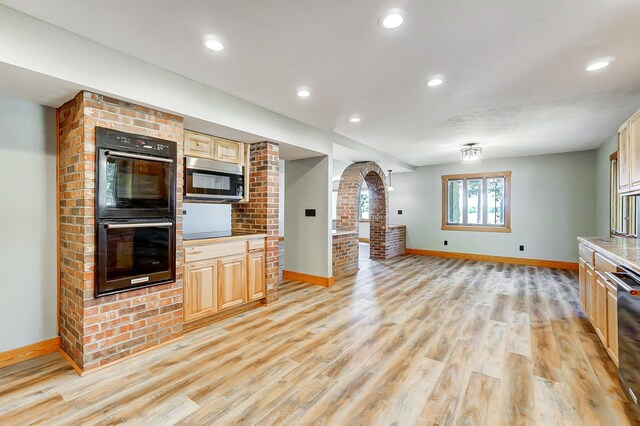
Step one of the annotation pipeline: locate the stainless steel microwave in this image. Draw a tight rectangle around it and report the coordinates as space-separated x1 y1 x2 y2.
184 157 245 202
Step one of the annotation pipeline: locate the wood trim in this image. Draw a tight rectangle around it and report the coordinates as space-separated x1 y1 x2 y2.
282 270 335 287
59 335 184 376
0 337 61 369
441 171 511 233
279 236 285 241
406 248 578 270
358 238 371 243
56 107 61 334
610 151 618 161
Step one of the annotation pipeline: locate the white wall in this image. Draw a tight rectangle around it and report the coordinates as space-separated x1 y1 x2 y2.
0 96 57 351
279 160 285 237
595 135 617 237
284 156 332 277
359 222 370 240
389 151 597 262
182 203 231 234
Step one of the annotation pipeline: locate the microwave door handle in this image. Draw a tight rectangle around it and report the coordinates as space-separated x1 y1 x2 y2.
105 222 173 229
105 150 174 163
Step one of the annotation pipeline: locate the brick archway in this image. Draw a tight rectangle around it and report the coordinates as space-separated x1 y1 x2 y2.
333 162 406 277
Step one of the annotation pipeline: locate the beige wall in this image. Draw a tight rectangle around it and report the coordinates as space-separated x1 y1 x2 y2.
389 150 597 262
0 96 57 351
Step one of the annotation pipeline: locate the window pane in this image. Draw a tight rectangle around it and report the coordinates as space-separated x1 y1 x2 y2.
487 177 505 225
360 191 369 220
466 179 483 224
447 180 463 224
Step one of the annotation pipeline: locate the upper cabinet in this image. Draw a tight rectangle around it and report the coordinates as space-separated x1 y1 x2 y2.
184 130 244 165
618 109 640 194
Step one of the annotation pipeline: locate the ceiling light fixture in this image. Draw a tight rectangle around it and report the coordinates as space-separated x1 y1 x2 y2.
204 38 224 52
349 117 361 123
381 13 404 29
296 89 311 98
388 170 395 191
427 78 444 87
461 143 483 163
585 60 610 71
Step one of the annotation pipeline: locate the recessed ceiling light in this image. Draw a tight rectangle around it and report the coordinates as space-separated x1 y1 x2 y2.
427 78 444 87
297 89 311 98
585 61 610 71
349 117 361 123
204 39 224 51
381 13 404 29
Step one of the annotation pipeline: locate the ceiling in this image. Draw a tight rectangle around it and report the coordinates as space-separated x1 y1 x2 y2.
3 0 640 165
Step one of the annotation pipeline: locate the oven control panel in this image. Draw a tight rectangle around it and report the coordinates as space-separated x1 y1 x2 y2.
96 127 175 158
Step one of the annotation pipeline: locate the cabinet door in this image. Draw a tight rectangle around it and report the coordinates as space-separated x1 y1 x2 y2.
619 124 631 192
185 131 214 159
214 138 243 164
631 116 640 190
585 263 595 321
183 261 217 322
595 273 608 345
578 258 586 309
247 251 266 301
606 283 619 366
218 255 247 311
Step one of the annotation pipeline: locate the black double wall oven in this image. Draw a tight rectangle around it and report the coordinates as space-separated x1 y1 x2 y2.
95 128 177 297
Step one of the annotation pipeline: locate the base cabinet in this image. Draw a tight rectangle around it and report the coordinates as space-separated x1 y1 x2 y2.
606 283 619 366
184 262 217 322
248 251 266 301
585 263 595 320
218 255 247 311
183 236 267 323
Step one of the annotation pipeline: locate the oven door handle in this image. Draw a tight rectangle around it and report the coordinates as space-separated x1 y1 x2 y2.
606 272 636 293
104 222 174 229
105 149 174 163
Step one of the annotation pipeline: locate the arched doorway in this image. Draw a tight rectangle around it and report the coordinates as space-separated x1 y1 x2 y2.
333 162 406 276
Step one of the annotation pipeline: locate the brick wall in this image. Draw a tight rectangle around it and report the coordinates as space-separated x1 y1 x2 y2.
58 91 184 371
334 162 405 272
231 142 280 304
332 231 359 277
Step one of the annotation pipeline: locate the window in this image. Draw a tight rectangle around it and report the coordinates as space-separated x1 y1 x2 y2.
359 189 369 220
442 171 511 232
610 152 637 236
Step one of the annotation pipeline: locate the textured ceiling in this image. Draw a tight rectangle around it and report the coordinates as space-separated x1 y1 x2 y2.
3 0 640 165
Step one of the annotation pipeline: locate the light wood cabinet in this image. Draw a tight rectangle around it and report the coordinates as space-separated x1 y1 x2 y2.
585 262 595 321
218 254 247 311
619 123 631 192
618 109 640 194
183 261 217 322
578 258 586 308
631 116 640 190
183 236 267 323
606 282 619 366
214 138 243 164
184 131 214 159
595 273 607 344
247 250 266 301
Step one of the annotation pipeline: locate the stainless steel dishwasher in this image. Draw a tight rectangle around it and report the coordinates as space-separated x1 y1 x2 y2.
608 266 640 414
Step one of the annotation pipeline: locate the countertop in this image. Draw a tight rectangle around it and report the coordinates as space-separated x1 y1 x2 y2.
183 231 267 246
578 236 640 272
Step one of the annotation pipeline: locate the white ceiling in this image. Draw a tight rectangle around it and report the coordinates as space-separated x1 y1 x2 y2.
3 0 640 165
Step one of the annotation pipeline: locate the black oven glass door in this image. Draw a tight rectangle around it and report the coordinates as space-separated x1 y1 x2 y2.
97 221 175 297
98 149 175 218
185 168 243 201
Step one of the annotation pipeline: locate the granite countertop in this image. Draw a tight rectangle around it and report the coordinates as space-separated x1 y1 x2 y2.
578 236 640 272
183 231 267 245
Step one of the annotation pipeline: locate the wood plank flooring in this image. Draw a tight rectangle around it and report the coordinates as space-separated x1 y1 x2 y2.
1 251 639 425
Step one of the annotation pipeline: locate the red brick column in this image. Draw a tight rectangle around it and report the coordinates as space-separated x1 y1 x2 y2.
58 91 184 371
231 142 280 303
332 231 359 277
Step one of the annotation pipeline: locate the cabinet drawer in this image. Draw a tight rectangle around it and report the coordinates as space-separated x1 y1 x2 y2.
595 252 617 274
185 131 214 158
185 241 246 263
248 238 265 252
579 244 594 265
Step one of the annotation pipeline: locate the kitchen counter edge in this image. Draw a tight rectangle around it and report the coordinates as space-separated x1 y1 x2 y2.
183 233 268 246
578 236 640 273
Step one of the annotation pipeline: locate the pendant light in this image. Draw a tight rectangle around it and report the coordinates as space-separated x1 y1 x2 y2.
388 170 394 191
461 143 483 163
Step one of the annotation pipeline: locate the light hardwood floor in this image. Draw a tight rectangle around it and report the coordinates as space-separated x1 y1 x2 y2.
1 252 638 425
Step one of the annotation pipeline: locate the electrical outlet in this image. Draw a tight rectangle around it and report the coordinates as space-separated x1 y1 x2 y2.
519 245 524 251
305 209 316 217
444 240 448 246
397 210 403 215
